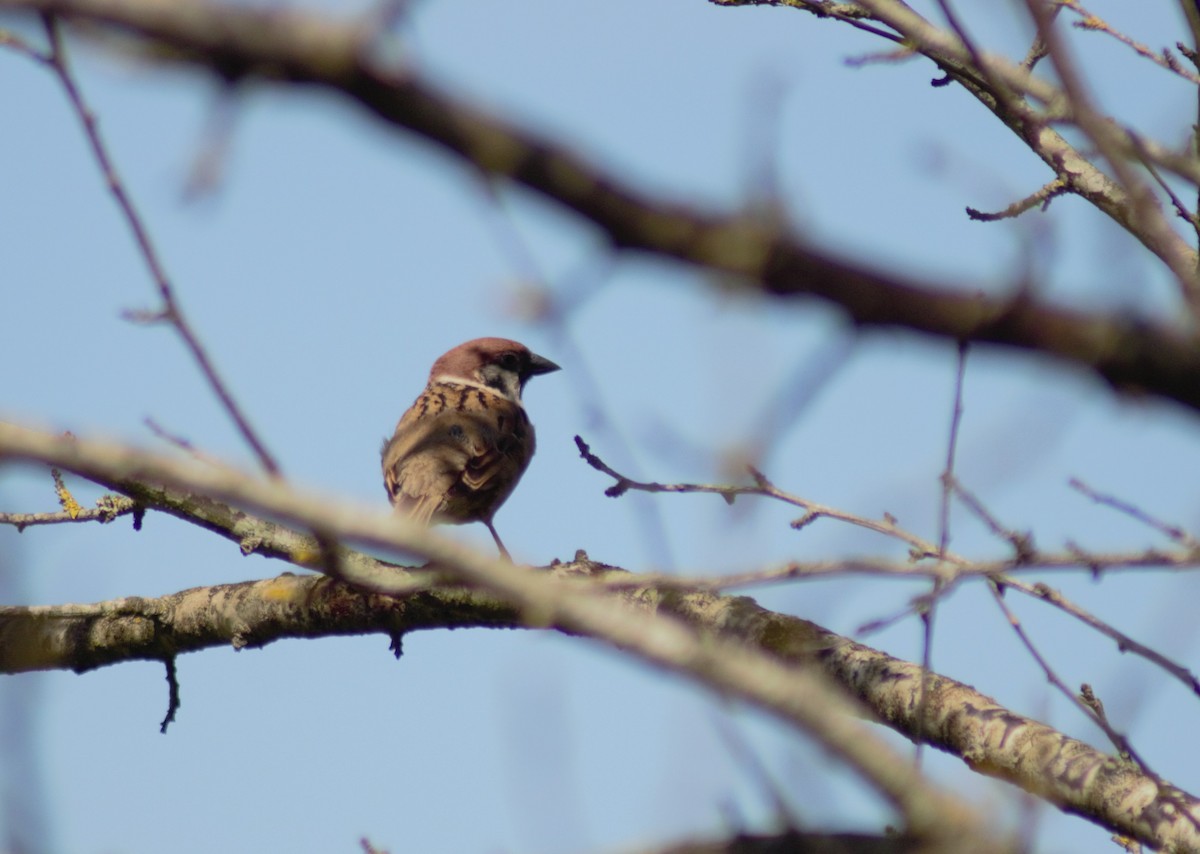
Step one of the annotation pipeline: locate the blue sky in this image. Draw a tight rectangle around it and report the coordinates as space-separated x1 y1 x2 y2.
4 1 1200 852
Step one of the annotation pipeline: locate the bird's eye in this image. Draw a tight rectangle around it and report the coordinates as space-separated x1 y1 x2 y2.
498 353 520 370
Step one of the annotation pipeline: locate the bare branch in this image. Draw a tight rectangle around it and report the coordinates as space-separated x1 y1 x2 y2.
950 479 1037 563
37 14 282 475
1059 0 1200 86
575 435 1200 589
986 582 1200 836
1006 578 1200 699
1016 0 1200 309
0 25 51 61
5 0 1200 413
1069 478 1200 550
721 0 1200 304
0 493 136 531
596 546 1200 589
936 344 968 558
917 341 970 765
575 435 952 563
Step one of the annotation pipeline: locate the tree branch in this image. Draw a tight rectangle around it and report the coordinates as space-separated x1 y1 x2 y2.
2 422 1199 849
848 0 1200 306
38 13 282 475
6 0 1200 415
0 422 1003 847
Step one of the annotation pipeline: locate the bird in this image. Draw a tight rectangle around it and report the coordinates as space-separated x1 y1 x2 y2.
381 337 560 559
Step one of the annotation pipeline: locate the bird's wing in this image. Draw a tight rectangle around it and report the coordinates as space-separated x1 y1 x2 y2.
382 381 535 525
381 408 507 525
382 413 462 525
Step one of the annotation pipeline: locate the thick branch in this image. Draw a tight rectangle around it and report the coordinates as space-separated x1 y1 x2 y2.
8 0 1200 414
0 573 518 672
2 423 1199 850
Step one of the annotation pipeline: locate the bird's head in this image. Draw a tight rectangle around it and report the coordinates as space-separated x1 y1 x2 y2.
430 337 560 402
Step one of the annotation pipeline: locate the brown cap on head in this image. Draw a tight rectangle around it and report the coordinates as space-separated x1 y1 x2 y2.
430 337 560 383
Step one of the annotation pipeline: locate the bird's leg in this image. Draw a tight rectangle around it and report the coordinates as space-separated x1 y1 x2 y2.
485 520 512 561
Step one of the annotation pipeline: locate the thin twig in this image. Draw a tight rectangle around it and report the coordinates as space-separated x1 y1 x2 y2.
0 26 51 61
1058 0 1200 86
144 418 222 465
986 581 1200 835
575 434 1200 590
937 344 968 558
918 342 970 765
1006 577 1200 698
857 581 962 638
575 435 954 563
1129 132 1200 236
1070 478 1200 550
0 498 136 532
987 583 1145 763
933 0 993 96
712 0 904 45
590 542 1200 590
843 45 918 68
1018 0 1200 308
181 90 238 201
952 480 1037 562
966 178 1068 221
39 15 281 476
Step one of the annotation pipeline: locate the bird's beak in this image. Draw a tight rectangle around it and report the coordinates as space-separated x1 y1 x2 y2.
527 352 561 376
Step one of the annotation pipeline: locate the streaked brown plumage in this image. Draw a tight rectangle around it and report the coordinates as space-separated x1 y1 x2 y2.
381 337 560 558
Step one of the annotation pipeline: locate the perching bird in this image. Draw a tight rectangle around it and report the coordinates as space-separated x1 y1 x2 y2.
381 337 560 559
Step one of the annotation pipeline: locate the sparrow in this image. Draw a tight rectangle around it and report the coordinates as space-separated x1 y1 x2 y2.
381 337 560 559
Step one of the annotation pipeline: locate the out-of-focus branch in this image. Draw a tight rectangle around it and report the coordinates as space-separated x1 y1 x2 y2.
36 14 282 475
6 0 1200 414
2 423 1200 849
1059 0 1200 86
